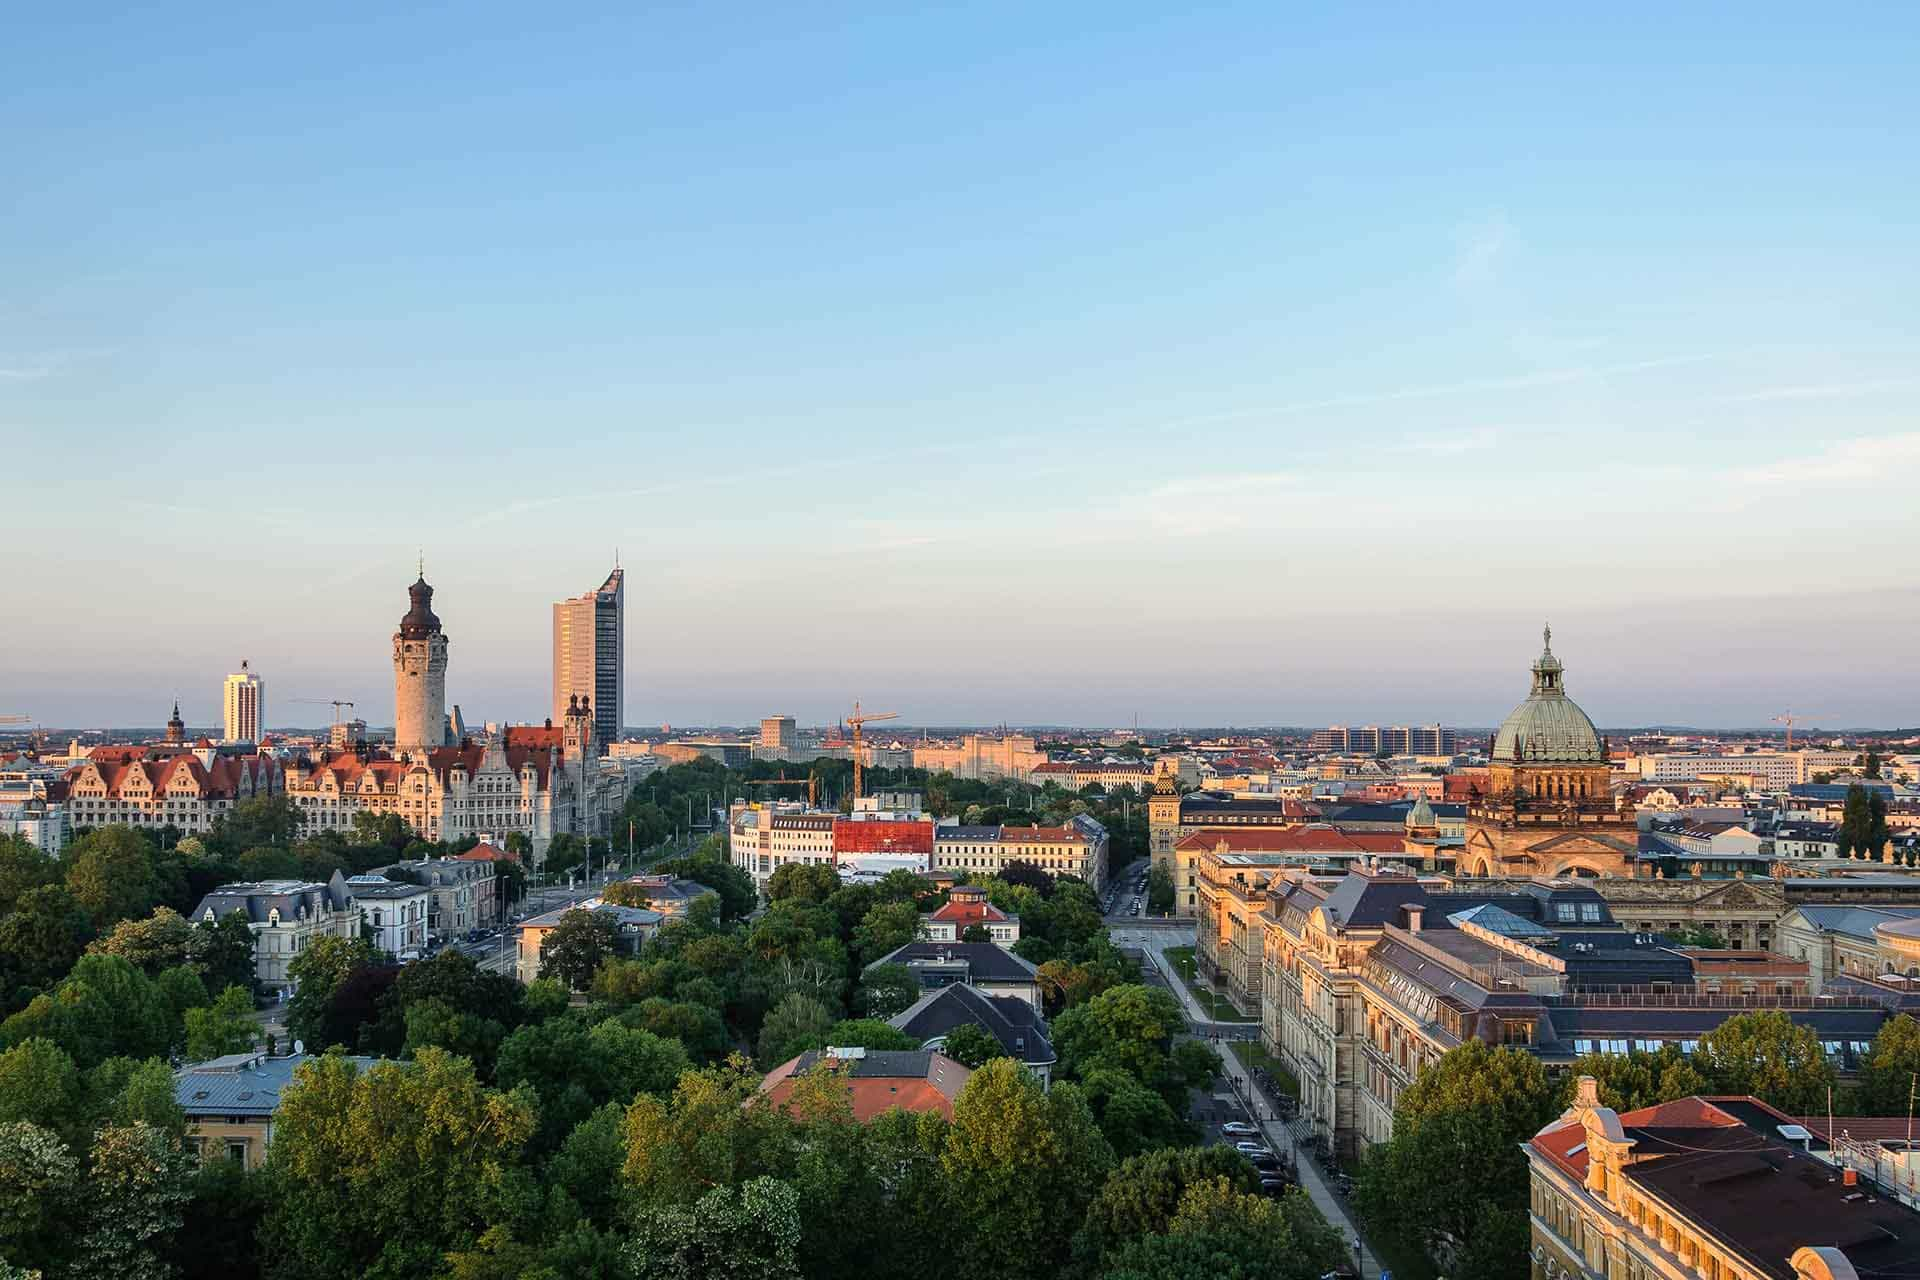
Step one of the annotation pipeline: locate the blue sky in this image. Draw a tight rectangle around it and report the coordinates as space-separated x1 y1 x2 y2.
4 4 1917 731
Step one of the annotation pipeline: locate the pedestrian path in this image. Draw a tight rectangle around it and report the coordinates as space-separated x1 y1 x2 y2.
1140 946 1382 1280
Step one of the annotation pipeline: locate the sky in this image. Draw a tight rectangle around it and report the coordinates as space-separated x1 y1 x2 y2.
4 4 1918 732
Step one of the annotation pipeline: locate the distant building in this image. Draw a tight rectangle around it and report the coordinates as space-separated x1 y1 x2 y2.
0 759 68 855
866 940 1043 1008
343 874 429 955
1529 1081 1920 1280
1634 749 1858 788
760 716 796 750
1460 628 1639 879
611 873 718 918
911 734 1046 782
888 984 1054 1088
1029 759 1156 792
188 872 361 988
921 884 1019 944
223 661 264 744
64 744 281 836
175 1051 377 1169
1310 725 1457 756
382 857 498 939
514 901 662 983
758 1047 971 1120
729 805 835 885
392 574 449 757
553 566 624 748
932 815 1109 887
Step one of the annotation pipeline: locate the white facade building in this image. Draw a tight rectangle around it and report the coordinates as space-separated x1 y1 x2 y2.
223 662 265 744
345 874 430 956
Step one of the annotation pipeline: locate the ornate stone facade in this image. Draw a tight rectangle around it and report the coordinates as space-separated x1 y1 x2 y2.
1462 628 1639 878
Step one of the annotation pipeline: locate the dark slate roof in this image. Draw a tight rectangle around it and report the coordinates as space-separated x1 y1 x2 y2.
1321 801 1414 826
792 1048 936 1078
190 872 353 925
869 940 1040 982
889 982 1056 1066
1319 872 1430 928
937 826 1004 841
1546 1005 1885 1042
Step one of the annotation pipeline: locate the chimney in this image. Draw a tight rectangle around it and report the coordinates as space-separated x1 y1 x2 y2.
1843 1168 1858 1187
1404 904 1424 934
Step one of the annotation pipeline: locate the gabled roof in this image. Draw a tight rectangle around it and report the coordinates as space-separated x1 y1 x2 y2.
175 1052 378 1117
869 940 1040 983
1318 870 1430 928
889 983 1054 1066
758 1049 971 1121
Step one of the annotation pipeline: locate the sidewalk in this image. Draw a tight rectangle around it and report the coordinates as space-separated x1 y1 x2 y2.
1140 946 1381 1280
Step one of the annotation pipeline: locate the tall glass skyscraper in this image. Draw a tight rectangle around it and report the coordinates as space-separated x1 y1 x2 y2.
552 566 623 748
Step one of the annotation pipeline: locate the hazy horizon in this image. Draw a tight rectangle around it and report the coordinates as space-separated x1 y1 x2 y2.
6 6 1917 730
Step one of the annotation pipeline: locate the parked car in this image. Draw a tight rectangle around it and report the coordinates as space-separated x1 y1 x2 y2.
1221 1121 1259 1138
1257 1175 1291 1197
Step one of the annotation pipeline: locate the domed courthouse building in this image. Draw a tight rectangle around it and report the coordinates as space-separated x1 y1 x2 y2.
1459 628 1640 879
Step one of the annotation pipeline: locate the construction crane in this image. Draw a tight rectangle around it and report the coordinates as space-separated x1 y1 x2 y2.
749 774 819 807
1772 711 1832 751
292 699 356 727
846 701 899 802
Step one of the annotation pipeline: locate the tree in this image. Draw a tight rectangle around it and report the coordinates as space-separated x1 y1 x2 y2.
1695 1010 1836 1114
90 907 194 975
1355 1040 1561 1279
71 1122 196 1280
91 1056 187 1139
626 1176 802 1280
0 835 58 916
0 1038 84 1135
261 1050 537 1279
186 910 259 994
184 985 258 1060
491 857 527 909
619 998 731 1063
1052 984 1214 1112
621 1057 794 1207
602 880 653 908
1106 1180 1351 1280
207 797 303 857
1860 1014 1920 1115
658 850 758 922
0 1120 79 1275
64 826 162 927
767 862 840 904
4 954 176 1068
284 935 378 1049
539 909 617 991
0 885 95 1007
1074 1144 1260 1269
1841 784 1876 859
545 832 586 877
347 810 411 857
758 992 836 1066
1870 790 1894 863
1147 863 1175 915
998 860 1055 898
852 900 920 966
494 1015 689 1154
939 1023 1002 1069
1567 1043 1707 1112
811 1019 919 1052
941 1059 1114 1277
1867 752 1883 779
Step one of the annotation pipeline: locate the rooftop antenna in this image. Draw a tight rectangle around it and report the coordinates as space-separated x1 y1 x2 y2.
417 548 424 578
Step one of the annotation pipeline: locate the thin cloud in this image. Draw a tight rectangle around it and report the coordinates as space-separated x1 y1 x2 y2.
1403 427 1500 455
1454 213 1511 286
1733 433 1920 487
0 366 51 380
1715 377 1919 404
1146 353 1722 436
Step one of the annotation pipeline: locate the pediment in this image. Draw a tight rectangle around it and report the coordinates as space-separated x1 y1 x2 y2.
1525 832 1635 856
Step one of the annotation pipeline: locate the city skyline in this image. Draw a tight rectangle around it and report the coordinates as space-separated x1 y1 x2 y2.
6 6 1918 727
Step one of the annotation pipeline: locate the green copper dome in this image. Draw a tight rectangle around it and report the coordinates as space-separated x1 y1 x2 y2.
1491 626 1604 765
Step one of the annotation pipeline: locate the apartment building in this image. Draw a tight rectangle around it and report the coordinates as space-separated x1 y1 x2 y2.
175 1052 376 1169
344 874 429 956
911 734 1047 782
222 661 265 744
1529 1082 1920 1280
384 857 498 938
64 745 281 835
932 815 1108 887
1634 750 1858 788
188 873 361 989
1256 866 1889 1161
1028 759 1157 792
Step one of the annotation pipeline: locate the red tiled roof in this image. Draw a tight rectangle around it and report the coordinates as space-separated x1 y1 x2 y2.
503 725 565 751
457 841 515 863
833 819 934 855
929 894 1009 925
1531 1095 1749 1179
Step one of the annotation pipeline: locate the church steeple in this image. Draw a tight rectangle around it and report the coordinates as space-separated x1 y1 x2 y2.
165 701 186 744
